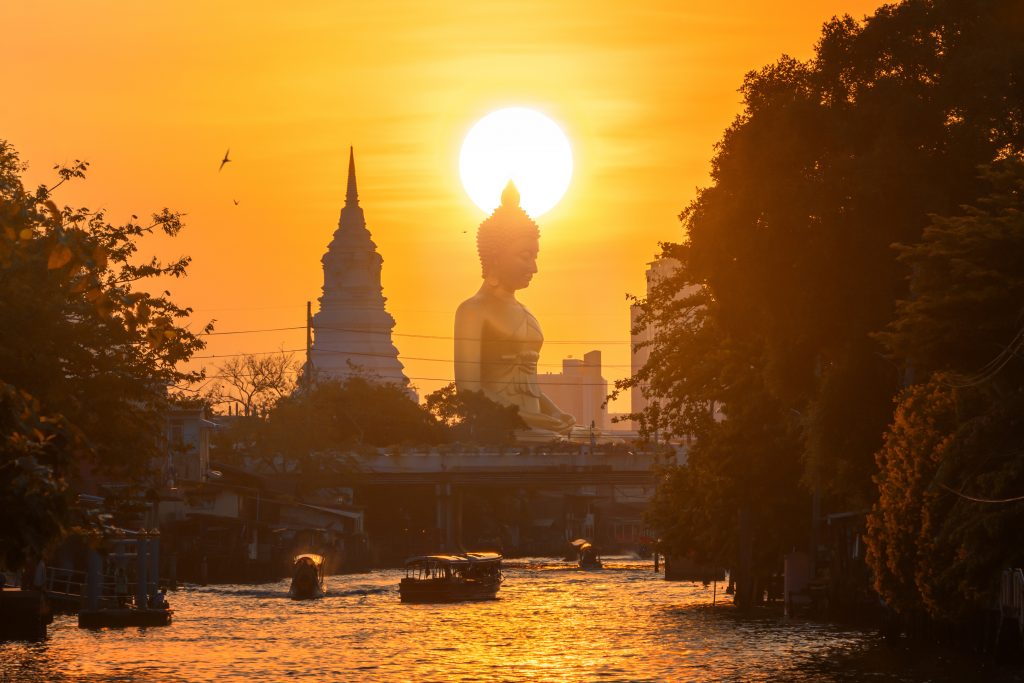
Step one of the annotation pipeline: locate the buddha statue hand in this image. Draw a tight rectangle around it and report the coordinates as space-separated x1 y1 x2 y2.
521 398 575 435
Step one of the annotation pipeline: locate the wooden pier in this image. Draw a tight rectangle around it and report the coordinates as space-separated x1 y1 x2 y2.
76 531 173 628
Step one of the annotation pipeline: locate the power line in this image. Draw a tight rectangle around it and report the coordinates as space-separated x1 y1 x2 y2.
190 322 631 345
187 369 615 389
191 345 638 369
944 323 1024 388
313 345 635 369
189 302 626 317
199 326 305 336
185 349 621 388
940 483 1024 504
192 348 305 360
317 324 632 345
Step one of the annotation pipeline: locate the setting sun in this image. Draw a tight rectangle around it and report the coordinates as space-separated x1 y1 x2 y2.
459 107 573 217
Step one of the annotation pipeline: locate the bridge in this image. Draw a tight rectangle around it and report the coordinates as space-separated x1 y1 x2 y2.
351 447 670 485
347 447 678 552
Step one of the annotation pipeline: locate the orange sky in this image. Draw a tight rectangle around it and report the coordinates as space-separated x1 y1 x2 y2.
4 1 882 411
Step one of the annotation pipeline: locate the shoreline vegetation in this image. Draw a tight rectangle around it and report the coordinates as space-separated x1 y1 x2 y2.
624 0 1024 656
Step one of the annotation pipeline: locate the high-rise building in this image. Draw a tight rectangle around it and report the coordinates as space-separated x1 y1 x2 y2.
630 258 688 427
537 350 608 431
309 148 411 395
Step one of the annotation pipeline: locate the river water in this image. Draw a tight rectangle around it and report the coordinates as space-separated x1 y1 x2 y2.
2 557 1020 682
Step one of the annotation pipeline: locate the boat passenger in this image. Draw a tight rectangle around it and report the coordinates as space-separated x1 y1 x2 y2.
114 568 129 607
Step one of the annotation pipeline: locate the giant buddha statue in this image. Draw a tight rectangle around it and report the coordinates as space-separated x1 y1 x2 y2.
454 181 575 438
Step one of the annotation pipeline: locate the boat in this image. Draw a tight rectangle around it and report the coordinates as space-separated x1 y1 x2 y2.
288 553 326 599
399 552 503 603
570 539 603 569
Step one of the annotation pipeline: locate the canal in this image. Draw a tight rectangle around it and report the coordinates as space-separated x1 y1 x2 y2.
1 557 1020 682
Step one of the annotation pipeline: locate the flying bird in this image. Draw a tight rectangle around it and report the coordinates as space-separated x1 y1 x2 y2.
219 149 231 172
233 199 240 206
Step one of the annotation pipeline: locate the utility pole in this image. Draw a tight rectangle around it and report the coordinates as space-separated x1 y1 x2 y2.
305 300 313 390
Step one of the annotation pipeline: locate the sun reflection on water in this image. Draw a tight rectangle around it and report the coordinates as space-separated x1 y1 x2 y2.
0 557 1000 682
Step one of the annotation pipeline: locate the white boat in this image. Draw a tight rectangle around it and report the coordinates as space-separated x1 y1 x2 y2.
570 539 603 569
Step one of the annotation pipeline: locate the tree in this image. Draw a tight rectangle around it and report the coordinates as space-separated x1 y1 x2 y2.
868 159 1024 620
0 140 206 566
0 383 81 568
424 382 527 445
865 378 956 618
621 0 1024 607
633 296 809 607
203 351 299 417
225 376 441 478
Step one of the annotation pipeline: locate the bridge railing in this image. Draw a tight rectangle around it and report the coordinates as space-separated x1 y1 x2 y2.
45 567 121 609
354 449 660 474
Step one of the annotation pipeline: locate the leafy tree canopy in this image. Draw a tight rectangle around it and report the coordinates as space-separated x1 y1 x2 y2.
623 0 1024 523
868 159 1024 620
424 382 527 446
622 2 1024 609
0 140 206 566
217 375 442 479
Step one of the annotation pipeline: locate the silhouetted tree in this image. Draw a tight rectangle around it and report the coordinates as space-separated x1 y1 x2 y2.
0 140 206 567
225 377 440 478
0 383 82 568
868 159 1024 620
621 0 1024 608
204 351 299 417
425 382 527 445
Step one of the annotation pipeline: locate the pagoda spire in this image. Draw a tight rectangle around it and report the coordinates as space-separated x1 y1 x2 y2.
346 146 359 206
313 148 413 398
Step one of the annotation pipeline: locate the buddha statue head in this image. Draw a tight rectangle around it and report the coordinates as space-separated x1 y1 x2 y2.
476 181 541 292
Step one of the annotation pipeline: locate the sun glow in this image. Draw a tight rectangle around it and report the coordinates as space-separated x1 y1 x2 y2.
459 107 573 218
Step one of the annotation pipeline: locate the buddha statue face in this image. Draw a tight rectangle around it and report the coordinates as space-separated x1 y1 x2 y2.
476 181 541 293
488 234 538 292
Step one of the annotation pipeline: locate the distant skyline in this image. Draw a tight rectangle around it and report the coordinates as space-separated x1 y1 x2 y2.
4 0 882 409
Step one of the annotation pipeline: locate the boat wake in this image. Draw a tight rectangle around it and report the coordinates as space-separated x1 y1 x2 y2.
326 587 392 598
186 586 292 599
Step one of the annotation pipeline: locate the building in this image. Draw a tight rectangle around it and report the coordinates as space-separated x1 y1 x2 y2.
162 407 217 487
630 258 715 435
537 350 608 431
630 258 689 428
309 148 411 394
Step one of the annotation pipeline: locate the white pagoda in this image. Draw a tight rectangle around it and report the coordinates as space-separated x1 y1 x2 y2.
309 148 412 393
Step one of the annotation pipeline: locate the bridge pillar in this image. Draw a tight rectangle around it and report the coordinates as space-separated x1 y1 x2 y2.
435 483 450 551
435 483 462 552
455 488 463 551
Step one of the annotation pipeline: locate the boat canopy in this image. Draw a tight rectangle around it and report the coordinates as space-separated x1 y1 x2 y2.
293 553 325 567
404 552 501 566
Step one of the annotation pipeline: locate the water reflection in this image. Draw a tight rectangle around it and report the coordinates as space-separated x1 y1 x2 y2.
1 557 1019 682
